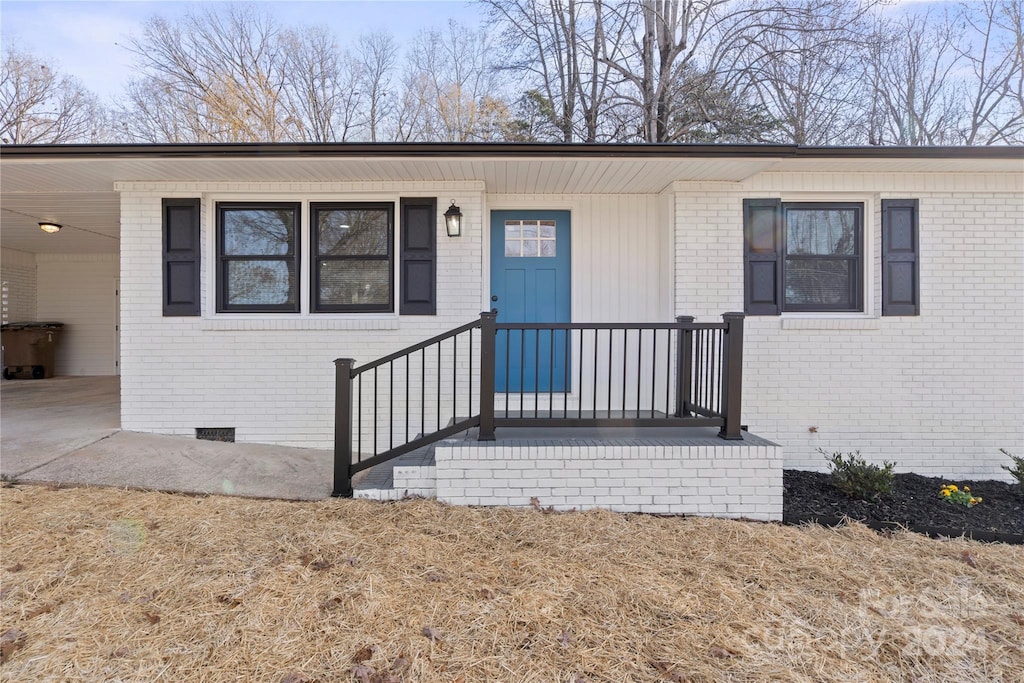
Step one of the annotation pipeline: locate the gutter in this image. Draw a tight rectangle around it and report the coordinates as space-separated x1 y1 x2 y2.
2 142 1022 160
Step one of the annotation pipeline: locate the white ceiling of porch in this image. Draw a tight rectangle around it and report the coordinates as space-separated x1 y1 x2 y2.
1 192 120 254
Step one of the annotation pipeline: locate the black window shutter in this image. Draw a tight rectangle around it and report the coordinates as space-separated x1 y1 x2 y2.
743 198 783 315
882 199 920 316
162 198 201 316
399 198 437 315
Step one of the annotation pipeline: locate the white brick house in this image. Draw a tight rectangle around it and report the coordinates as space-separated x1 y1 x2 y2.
1 143 1021 518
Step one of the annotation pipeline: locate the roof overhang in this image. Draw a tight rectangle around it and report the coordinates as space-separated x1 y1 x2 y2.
2 143 1021 254
6 141 1024 159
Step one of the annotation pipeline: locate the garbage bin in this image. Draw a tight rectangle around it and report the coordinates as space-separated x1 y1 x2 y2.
1 322 64 379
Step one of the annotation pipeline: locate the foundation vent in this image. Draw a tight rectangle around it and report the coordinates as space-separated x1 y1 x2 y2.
196 428 235 443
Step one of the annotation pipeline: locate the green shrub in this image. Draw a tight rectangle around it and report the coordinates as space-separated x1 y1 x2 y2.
821 449 895 502
1001 448 1024 486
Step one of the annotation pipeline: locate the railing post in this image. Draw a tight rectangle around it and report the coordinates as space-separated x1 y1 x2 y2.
478 311 497 441
719 312 745 440
674 315 695 417
333 358 356 497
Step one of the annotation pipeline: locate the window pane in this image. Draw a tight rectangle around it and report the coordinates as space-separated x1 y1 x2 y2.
223 209 294 256
539 239 556 256
226 260 295 306
522 240 539 257
522 221 538 238
786 208 857 256
539 221 555 238
785 258 853 307
505 221 521 238
320 260 390 306
504 240 521 257
318 208 389 256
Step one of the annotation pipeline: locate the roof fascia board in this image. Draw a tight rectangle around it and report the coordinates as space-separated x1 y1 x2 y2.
4 142 1021 161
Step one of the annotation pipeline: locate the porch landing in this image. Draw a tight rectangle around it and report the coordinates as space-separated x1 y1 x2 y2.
355 427 783 521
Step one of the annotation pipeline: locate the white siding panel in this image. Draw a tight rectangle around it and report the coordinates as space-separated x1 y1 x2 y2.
486 194 669 322
35 254 118 376
1 248 37 324
486 194 673 413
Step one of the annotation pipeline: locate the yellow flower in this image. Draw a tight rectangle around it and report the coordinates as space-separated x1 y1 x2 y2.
964 486 970 492
977 497 983 503
941 490 951 497
948 485 958 492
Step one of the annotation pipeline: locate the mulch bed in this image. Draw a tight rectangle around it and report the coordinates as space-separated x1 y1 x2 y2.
784 470 1024 542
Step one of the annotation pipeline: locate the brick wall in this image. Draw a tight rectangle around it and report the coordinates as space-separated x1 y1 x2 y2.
0 248 36 324
116 171 1023 482
674 172 1024 480
119 182 486 447
434 436 783 520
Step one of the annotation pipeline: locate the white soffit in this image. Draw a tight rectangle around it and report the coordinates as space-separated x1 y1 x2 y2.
2 150 1020 255
1 156 786 195
3 154 1020 196
772 156 1024 175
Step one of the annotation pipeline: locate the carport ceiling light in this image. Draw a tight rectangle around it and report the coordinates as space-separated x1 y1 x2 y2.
39 222 62 234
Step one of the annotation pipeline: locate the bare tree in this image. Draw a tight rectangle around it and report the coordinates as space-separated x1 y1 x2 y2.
392 70 433 142
481 0 626 142
599 0 689 143
107 0 1019 145
1 48 106 144
278 26 363 142
120 4 289 142
356 31 400 142
864 9 966 146
958 0 1024 144
736 1 877 145
117 77 203 143
487 0 799 143
396 21 512 141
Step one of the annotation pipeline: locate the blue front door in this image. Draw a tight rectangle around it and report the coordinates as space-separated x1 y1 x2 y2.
490 210 571 392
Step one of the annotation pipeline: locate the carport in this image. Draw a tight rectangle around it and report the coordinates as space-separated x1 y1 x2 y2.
1 157 120 377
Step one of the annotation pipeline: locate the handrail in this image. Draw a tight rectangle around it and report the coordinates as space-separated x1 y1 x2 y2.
352 318 482 375
496 321 729 330
333 311 744 497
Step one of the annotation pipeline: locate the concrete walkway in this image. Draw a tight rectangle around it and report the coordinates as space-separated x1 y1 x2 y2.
1 376 333 500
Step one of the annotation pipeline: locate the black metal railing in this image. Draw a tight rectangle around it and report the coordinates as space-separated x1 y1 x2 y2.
333 319 482 496
334 311 744 496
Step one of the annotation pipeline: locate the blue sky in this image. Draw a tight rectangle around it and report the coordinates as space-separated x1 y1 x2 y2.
0 0 486 101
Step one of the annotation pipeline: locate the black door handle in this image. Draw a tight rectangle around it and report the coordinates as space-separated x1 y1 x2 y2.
491 295 498 302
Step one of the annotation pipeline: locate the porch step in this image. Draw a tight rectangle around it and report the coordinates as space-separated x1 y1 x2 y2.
354 426 783 520
353 427 474 500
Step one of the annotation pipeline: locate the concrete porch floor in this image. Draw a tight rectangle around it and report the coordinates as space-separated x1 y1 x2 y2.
1 376 333 500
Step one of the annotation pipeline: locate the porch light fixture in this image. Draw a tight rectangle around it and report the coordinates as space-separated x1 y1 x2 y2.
38 222 62 234
444 200 462 237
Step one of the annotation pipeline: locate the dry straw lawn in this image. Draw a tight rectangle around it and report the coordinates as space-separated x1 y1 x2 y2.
1 484 1022 682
